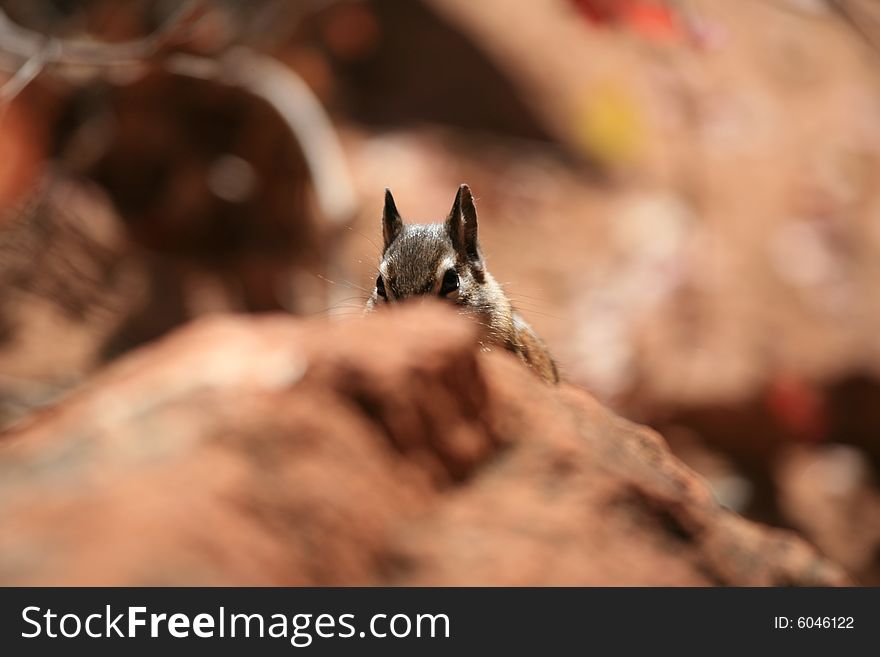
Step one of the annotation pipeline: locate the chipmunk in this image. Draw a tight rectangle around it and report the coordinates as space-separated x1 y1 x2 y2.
365 184 559 384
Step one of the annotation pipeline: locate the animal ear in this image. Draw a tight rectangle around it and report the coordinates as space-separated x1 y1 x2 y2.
446 183 480 261
382 188 403 249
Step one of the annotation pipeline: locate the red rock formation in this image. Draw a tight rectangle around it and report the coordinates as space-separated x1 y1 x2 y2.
0 304 848 585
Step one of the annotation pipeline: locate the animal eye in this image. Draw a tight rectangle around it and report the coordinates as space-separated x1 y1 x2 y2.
376 275 387 299
439 268 459 297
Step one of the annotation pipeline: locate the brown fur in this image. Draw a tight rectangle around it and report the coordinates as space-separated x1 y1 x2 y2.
365 184 559 384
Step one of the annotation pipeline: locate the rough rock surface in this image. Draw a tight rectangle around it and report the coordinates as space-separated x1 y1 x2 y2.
0 304 848 585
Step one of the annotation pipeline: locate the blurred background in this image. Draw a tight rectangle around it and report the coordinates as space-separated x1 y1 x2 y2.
1 0 880 583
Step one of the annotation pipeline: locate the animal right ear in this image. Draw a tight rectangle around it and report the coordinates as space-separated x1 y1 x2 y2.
382 188 403 250
446 183 481 262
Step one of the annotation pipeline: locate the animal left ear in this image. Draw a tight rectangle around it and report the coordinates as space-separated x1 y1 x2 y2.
382 188 403 250
446 183 480 262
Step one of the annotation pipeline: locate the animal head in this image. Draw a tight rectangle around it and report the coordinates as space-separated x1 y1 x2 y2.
366 184 502 315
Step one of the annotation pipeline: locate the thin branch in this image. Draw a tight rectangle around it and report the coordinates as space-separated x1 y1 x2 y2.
0 47 49 104
221 48 358 224
0 1 207 72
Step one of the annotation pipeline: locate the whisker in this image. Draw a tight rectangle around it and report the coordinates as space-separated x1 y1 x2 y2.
323 304 367 313
315 309 367 319
327 295 370 306
504 298 560 315
324 311 367 318
315 273 371 294
513 308 565 321
505 295 549 306
345 225 380 251
502 288 551 302
343 279 371 293
322 301 368 313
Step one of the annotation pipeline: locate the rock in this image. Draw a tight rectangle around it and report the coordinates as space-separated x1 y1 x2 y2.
0 303 848 585
776 445 880 583
0 177 145 428
0 169 325 430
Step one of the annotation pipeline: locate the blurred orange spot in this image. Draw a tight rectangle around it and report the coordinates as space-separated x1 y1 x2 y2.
0 99 44 207
322 2 381 61
570 0 685 43
765 374 829 444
